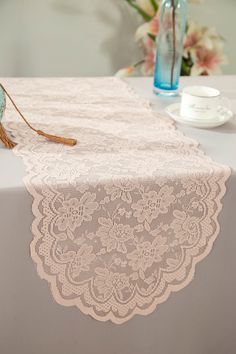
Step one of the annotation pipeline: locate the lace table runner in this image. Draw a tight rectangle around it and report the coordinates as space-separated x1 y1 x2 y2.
5 78 230 324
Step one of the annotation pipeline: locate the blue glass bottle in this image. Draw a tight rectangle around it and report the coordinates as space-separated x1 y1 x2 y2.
153 0 187 96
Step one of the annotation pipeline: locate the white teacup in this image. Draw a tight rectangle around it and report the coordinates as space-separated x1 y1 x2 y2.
180 86 230 121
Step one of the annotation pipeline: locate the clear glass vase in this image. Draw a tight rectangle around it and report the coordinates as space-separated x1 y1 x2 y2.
153 0 187 96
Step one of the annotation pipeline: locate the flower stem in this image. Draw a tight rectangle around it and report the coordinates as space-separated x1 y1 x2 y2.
134 59 145 67
170 0 176 88
124 0 152 21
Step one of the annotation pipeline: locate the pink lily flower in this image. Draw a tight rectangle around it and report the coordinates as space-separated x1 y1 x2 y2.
191 46 228 75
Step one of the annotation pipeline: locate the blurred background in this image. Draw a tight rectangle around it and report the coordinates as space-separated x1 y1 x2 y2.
0 0 235 77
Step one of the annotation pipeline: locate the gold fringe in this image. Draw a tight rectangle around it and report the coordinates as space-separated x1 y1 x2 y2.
0 123 17 149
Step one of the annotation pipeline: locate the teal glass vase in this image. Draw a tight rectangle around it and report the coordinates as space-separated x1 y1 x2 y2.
153 0 187 96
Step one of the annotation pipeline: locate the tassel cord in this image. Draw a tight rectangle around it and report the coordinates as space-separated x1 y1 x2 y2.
0 83 77 146
0 83 38 133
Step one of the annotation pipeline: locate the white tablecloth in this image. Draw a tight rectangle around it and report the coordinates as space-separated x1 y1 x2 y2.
0 76 235 354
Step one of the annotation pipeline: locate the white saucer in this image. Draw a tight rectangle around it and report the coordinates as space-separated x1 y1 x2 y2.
165 103 234 128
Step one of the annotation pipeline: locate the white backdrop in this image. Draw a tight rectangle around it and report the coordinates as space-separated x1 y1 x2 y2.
0 0 235 76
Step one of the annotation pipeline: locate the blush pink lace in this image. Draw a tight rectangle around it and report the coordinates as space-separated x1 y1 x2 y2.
4 78 230 324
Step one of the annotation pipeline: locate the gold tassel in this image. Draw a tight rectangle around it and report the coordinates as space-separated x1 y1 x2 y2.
0 123 17 149
0 83 77 148
37 130 77 146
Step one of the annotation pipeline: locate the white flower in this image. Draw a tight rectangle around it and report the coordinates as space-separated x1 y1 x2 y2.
127 235 168 274
56 193 98 231
94 268 130 299
70 245 96 278
171 210 200 244
105 180 139 204
97 218 134 253
132 186 175 224
181 176 206 196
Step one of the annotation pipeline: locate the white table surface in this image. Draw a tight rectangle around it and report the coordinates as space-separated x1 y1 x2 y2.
0 76 235 354
127 76 236 169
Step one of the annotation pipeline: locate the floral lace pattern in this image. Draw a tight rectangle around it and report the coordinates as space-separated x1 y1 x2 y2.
4 78 230 324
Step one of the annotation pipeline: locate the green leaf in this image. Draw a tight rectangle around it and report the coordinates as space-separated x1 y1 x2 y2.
134 59 145 68
147 33 157 42
150 0 158 12
124 0 152 21
181 51 194 76
181 58 191 76
185 21 189 33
